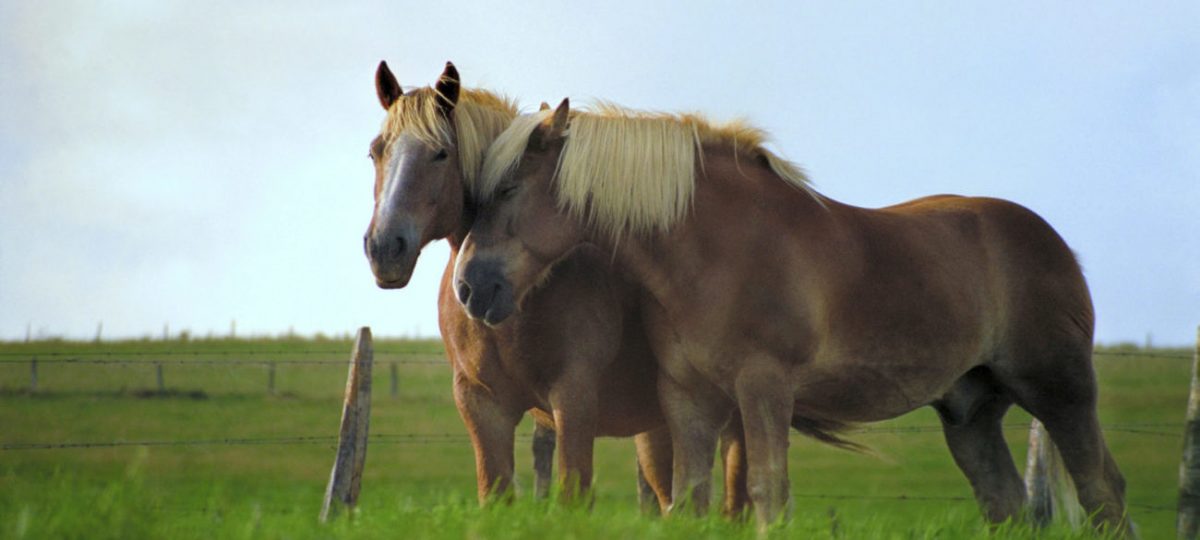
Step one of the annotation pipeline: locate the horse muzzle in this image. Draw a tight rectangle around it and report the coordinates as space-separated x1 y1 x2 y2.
365 229 419 289
455 260 516 326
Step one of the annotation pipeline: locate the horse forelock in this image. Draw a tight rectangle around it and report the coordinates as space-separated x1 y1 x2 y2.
381 87 518 189
479 109 555 202
480 101 818 242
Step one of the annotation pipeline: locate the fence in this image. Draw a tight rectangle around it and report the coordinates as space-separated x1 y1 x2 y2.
0 339 1195 533
1 349 1185 397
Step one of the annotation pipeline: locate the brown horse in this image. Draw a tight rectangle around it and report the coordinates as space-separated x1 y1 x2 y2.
455 99 1129 534
364 62 737 510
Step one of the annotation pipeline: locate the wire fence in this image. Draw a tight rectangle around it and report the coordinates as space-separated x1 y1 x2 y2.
1 347 1189 447
0 348 1188 361
1 345 1189 519
1 422 1183 452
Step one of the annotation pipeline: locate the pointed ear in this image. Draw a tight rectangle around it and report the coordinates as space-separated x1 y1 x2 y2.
375 61 403 110
435 61 460 115
539 102 551 111
529 98 570 151
546 98 570 139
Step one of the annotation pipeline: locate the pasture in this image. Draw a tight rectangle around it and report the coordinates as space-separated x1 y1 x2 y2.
0 337 1187 539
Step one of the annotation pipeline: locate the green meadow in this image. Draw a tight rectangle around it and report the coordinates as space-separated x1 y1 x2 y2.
0 338 1188 539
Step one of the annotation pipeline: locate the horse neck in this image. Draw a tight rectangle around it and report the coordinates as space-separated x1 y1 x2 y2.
444 187 479 250
610 147 839 313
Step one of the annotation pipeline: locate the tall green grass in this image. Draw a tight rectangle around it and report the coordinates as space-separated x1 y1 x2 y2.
0 339 1187 538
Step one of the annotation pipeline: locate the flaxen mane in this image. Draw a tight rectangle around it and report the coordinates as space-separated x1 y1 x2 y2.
480 103 816 240
381 87 518 191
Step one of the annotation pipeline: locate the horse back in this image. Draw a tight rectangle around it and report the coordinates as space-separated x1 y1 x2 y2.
875 195 1093 350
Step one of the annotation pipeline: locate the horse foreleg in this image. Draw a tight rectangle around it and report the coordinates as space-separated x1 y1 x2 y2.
453 377 523 504
733 364 793 531
549 380 598 503
659 374 727 517
634 426 674 514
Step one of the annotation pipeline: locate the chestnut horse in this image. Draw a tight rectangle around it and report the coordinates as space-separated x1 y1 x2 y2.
364 62 791 511
454 99 1129 533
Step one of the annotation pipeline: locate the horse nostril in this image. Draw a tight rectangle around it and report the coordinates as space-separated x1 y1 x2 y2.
392 236 407 257
456 279 472 304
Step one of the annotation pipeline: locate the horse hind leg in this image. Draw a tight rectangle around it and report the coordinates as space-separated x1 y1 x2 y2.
934 367 1027 524
999 348 1130 534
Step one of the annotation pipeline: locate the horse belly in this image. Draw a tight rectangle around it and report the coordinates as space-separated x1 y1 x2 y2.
791 355 970 422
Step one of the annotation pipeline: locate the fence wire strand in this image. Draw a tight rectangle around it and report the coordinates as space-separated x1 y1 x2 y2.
2 422 1180 452
0 349 1190 362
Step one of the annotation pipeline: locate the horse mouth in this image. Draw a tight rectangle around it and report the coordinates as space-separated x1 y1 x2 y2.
481 303 514 326
375 276 411 289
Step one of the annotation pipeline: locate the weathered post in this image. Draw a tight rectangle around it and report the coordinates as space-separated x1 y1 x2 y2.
1025 419 1057 526
1177 326 1200 539
1025 419 1081 528
155 362 165 393
267 362 277 396
29 357 37 393
532 424 556 499
320 327 373 522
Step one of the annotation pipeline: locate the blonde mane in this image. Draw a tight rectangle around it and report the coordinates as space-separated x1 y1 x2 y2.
480 102 814 240
381 87 518 193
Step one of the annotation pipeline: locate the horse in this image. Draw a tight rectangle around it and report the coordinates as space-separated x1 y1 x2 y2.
453 98 1130 534
364 62 759 511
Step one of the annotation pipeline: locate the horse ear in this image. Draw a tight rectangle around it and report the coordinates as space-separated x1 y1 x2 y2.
539 102 551 111
435 61 460 115
546 98 569 139
376 61 403 110
529 98 570 151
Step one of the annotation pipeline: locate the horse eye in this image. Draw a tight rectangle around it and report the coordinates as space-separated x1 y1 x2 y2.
497 184 518 199
432 149 449 162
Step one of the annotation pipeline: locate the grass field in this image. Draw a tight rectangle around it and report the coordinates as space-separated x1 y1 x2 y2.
0 338 1189 539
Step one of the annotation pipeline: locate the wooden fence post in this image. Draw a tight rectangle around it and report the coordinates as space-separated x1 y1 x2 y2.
30 357 37 393
267 362 276 396
156 362 165 393
532 424 556 499
1025 419 1056 526
320 327 373 522
1177 326 1200 539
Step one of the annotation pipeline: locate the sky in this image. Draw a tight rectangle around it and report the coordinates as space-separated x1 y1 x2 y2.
0 1 1196 345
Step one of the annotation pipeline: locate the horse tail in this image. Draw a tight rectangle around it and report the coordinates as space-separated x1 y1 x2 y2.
790 416 870 454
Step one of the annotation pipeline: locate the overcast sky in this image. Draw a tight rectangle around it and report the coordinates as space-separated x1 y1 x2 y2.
1 2 1196 345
